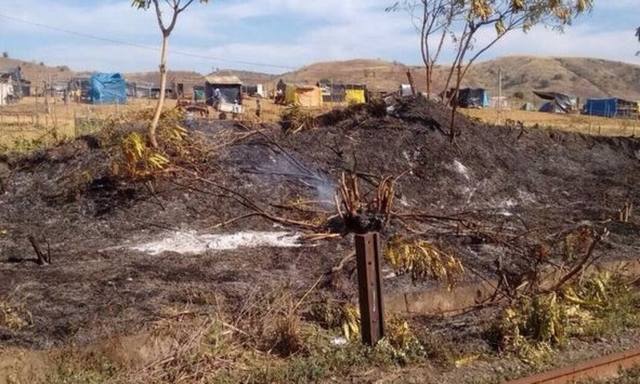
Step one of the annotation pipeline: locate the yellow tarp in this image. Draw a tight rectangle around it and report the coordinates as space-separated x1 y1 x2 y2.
285 86 297 105
345 89 366 104
285 85 323 108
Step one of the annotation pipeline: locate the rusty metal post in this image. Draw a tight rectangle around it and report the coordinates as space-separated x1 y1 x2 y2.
355 232 385 346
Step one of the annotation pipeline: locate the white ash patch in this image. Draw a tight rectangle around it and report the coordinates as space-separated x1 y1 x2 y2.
130 230 302 256
517 189 537 204
453 160 471 181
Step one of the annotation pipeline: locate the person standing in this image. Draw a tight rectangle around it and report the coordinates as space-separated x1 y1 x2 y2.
256 97 262 119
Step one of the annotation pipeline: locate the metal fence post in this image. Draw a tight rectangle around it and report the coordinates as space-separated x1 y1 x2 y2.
355 232 385 346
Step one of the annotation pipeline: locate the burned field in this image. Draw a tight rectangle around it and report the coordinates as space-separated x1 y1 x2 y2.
0 97 639 382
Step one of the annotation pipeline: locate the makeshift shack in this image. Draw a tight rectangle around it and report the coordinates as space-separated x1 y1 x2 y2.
316 82 366 104
583 98 639 119
242 84 265 98
89 73 127 104
126 81 154 99
453 88 490 108
69 77 91 101
284 84 323 108
345 84 367 104
193 85 206 102
534 91 577 113
205 75 243 106
0 67 28 100
318 81 345 103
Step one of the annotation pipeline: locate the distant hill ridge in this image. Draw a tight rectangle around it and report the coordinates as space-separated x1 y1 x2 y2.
2 56 639 101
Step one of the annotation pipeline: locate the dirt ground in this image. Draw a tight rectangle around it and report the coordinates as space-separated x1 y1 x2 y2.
0 96 639 382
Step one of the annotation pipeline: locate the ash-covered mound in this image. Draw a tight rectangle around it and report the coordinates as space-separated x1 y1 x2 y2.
0 97 638 347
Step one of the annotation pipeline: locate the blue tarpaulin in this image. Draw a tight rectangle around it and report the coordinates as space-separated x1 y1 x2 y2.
90 73 127 104
583 98 619 118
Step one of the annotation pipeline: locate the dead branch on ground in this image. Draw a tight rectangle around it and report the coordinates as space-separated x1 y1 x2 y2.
28 235 51 265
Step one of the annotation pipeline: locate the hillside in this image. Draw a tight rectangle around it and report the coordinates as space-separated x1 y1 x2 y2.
273 56 640 102
277 59 408 90
462 56 640 102
210 69 275 85
126 70 205 87
0 57 75 85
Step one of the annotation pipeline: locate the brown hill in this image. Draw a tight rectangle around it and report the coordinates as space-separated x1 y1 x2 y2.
461 56 640 102
277 59 408 91
210 69 275 85
273 56 640 102
126 70 205 87
0 57 75 87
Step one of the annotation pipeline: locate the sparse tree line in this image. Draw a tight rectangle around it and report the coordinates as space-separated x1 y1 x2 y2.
388 0 594 140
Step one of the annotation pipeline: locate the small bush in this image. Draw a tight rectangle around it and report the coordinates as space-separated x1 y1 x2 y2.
486 272 640 364
280 105 317 134
385 236 465 288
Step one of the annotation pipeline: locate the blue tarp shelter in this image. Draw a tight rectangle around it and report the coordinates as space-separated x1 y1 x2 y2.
89 73 127 104
583 98 638 118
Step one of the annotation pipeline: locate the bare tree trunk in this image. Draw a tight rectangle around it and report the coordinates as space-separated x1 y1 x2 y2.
149 35 169 148
449 63 463 143
425 65 431 97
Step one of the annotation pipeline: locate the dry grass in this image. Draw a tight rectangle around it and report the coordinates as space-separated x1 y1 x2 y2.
0 97 173 150
0 96 338 151
462 108 640 137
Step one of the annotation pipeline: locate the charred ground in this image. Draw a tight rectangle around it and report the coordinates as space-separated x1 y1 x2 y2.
0 97 638 356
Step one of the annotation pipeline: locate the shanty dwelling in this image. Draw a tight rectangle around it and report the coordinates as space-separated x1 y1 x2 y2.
317 81 345 103
171 73 206 100
151 87 174 99
205 75 243 114
89 73 128 105
345 84 367 104
0 67 29 102
534 91 577 114
242 84 265 98
193 85 206 103
489 96 510 110
205 75 243 105
583 98 640 119
284 84 323 108
69 76 92 102
126 81 154 99
454 88 490 108
521 102 536 111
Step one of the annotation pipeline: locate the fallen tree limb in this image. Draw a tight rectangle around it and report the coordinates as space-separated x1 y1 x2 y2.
28 235 51 265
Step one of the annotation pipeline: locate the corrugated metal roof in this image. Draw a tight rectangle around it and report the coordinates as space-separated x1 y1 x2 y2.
205 75 242 85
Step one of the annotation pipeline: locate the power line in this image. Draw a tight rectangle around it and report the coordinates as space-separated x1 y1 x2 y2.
0 12 295 71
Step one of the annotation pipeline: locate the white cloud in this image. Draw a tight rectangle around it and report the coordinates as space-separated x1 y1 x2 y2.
0 0 637 74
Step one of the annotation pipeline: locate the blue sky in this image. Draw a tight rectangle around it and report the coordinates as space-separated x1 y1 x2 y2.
0 0 638 74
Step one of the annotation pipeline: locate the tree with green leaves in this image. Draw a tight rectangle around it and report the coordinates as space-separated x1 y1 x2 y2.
440 0 593 141
387 0 463 98
1 52 8 59
132 0 209 148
